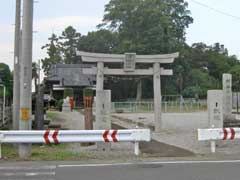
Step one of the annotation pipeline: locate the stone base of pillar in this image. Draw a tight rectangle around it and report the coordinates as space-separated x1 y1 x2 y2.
18 144 31 159
84 108 93 130
82 107 94 146
96 90 111 152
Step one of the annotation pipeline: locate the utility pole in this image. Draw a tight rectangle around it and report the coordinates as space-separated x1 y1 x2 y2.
13 0 21 131
19 0 34 158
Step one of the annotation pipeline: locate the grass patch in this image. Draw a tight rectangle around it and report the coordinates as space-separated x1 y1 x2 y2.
1 144 95 161
47 111 59 120
2 144 17 159
0 127 10 130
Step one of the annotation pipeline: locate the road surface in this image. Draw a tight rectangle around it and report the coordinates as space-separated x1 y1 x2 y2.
1 160 240 180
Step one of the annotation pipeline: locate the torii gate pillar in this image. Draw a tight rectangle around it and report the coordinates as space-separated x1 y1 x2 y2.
96 62 104 91
153 63 162 131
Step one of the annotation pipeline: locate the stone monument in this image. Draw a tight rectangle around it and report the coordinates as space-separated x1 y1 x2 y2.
62 97 71 112
222 74 232 121
207 90 223 128
96 90 111 151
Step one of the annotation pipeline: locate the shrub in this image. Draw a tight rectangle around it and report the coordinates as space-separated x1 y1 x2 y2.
64 88 74 98
83 88 93 97
56 99 64 112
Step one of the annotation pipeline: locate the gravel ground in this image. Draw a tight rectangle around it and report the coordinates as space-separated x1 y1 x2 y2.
112 112 208 130
112 113 240 156
49 111 136 158
50 111 85 130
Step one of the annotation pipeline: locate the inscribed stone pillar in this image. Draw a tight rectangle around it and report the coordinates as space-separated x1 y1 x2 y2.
96 90 111 151
207 90 223 128
222 74 232 121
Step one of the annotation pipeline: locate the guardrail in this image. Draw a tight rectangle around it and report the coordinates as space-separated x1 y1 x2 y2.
0 129 151 157
198 128 240 153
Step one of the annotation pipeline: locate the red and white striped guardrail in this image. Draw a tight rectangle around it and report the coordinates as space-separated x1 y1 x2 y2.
198 128 240 141
198 128 240 153
0 129 151 156
103 130 118 142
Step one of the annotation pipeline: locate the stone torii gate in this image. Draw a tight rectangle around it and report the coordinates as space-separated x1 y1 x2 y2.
78 51 179 132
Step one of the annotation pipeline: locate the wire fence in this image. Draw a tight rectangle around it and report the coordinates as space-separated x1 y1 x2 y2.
233 92 240 113
112 99 207 113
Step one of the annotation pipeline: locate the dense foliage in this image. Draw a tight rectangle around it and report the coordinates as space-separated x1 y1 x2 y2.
0 63 13 98
41 0 240 100
64 88 74 98
99 0 193 54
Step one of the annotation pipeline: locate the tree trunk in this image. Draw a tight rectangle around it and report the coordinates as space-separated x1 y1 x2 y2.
35 85 44 130
34 78 37 93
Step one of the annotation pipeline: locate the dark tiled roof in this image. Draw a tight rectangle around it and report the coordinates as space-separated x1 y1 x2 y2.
46 64 95 87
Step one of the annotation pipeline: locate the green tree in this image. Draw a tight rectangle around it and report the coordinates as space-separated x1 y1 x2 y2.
0 63 13 98
98 0 193 100
41 33 62 75
39 1 240 100
176 42 240 97
78 30 119 53
211 43 228 55
32 62 39 93
99 0 193 54
172 56 191 94
187 43 210 69
229 65 240 91
182 69 220 98
59 26 81 64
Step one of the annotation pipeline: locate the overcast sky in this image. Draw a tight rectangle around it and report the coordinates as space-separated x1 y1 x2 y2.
1 0 240 71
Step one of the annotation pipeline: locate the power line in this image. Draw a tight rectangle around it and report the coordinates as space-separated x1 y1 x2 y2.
189 0 240 21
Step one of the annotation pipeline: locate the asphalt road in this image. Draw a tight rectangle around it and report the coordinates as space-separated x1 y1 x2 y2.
1 160 240 180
